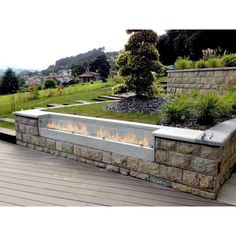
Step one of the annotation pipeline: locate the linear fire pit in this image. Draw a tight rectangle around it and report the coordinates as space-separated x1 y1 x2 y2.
14 109 236 199
39 112 159 161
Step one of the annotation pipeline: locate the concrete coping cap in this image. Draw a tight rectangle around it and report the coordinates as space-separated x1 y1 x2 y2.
152 118 236 147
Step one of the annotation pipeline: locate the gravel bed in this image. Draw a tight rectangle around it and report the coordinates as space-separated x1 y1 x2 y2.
105 96 169 113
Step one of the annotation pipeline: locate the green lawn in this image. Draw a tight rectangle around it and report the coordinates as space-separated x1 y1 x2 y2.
49 102 161 124
0 76 166 128
0 121 15 130
0 81 113 118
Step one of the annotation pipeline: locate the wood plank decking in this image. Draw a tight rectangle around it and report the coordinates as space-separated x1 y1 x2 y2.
0 140 229 206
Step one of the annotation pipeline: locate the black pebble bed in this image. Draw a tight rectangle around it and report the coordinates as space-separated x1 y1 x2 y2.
105 96 169 113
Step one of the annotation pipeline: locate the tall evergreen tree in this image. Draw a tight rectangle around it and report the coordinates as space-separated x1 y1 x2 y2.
1 68 19 94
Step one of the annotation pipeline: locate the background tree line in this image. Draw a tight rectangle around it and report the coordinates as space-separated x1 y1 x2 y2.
157 30 236 65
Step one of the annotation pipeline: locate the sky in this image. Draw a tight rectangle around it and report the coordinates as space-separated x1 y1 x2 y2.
0 0 235 70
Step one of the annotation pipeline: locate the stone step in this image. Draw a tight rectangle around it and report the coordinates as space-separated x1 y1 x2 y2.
0 128 16 144
92 98 107 101
74 100 91 104
98 95 122 100
47 104 64 107
0 118 15 123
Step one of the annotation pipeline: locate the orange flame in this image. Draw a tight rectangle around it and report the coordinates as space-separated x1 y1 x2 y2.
47 120 149 147
96 128 149 146
47 120 89 135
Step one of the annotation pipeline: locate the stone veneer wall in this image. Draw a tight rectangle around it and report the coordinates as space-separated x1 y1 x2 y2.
167 67 236 93
15 114 236 200
154 137 236 199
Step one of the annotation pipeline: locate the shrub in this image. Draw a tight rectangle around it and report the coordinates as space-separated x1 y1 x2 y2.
112 83 127 94
205 58 223 68
161 97 191 124
193 92 232 125
45 88 55 97
195 59 207 68
152 73 166 96
44 79 56 89
174 58 194 69
28 86 39 100
56 85 64 96
222 54 236 67
68 79 79 85
223 90 236 112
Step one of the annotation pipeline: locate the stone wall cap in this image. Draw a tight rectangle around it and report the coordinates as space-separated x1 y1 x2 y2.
152 127 205 144
153 118 236 146
167 67 236 73
204 118 236 145
13 110 48 118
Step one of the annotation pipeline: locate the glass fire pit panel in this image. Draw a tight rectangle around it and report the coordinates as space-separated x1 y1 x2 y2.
44 117 154 148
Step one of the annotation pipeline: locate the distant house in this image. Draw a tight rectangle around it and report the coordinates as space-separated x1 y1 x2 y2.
78 71 100 83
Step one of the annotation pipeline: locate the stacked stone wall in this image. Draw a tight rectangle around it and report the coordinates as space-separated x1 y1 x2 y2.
167 67 236 93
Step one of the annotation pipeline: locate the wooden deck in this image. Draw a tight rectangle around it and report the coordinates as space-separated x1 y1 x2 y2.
0 140 228 206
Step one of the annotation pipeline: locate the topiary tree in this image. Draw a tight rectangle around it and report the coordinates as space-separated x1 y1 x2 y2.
44 79 56 89
116 30 164 97
0 68 19 94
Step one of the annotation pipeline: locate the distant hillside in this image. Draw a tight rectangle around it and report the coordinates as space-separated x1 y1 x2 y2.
43 47 119 74
0 68 38 76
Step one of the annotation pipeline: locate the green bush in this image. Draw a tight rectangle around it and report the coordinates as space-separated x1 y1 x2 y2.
205 58 223 68
45 88 55 97
44 79 56 89
223 90 236 112
112 83 127 94
174 58 194 69
195 59 207 68
160 91 233 126
28 86 39 100
193 92 232 125
161 97 191 124
222 54 236 67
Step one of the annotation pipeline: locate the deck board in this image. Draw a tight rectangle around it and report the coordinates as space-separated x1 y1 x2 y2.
0 140 229 206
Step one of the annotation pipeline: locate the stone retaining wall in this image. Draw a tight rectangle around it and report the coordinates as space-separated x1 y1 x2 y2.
167 67 236 93
14 111 236 200
153 137 235 199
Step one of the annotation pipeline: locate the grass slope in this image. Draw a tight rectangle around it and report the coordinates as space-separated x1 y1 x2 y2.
0 81 113 118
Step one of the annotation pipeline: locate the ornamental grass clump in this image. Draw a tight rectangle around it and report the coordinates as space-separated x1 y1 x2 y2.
205 58 224 68
192 92 232 125
160 94 192 124
195 59 207 68
160 91 233 126
222 54 236 67
174 57 194 69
